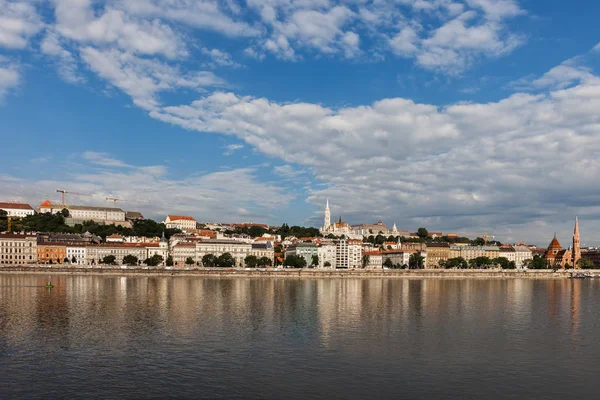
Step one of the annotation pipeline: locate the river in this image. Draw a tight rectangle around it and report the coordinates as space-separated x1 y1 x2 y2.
1 275 598 399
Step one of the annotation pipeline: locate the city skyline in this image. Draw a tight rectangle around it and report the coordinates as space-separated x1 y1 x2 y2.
1 1 600 246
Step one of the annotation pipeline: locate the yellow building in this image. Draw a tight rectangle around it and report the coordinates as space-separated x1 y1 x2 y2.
449 245 500 261
37 242 67 264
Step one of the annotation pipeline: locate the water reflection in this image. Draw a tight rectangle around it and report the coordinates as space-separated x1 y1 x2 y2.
1 275 599 399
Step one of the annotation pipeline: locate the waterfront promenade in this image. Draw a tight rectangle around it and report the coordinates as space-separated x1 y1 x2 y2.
0 266 578 278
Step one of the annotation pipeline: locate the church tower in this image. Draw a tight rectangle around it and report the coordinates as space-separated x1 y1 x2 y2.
323 199 331 230
573 217 581 268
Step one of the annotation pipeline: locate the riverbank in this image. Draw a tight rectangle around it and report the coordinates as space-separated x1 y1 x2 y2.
0 266 581 278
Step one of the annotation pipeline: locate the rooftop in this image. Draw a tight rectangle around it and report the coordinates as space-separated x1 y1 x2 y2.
167 215 196 221
0 202 34 210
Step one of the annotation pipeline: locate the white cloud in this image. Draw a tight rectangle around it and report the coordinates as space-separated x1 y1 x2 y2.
0 154 294 223
0 60 20 102
0 0 42 49
82 151 132 168
201 48 242 68
40 31 85 84
223 143 244 156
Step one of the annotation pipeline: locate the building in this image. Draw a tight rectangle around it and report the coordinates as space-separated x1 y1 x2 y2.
0 233 37 265
250 242 274 264
381 249 427 268
363 251 383 269
86 243 151 265
426 243 450 268
335 239 363 269
286 242 318 266
37 242 67 264
196 239 252 267
319 200 359 238
573 217 581 268
317 241 336 268
106 234 124 243
351 221 390 236
449 245 500 261
163 215 197 232
38 200 126 223
0 202 35 218
172 242 197 266
513 245 533 268
125 211 144 221
66 244 87 265
544 235 571 268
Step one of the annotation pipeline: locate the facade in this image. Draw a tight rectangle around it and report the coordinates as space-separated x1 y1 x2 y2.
172 242 197 265
381 249 428 268
319 200 360 239
39 200 126 222
426 243 450 268
163 215 197 232
544 235 571 268
37 242 67 264
0 233 37 265
250 243 274 264
513 245 533 268
363 251 383 269
351 221 390 236
286 243 318 266
317 241 336 268
335 239 363 269
86 243 150 265
196 239 252 267
573 217 581 267
66 244 87 265
449 245 500 261
0 202 35 217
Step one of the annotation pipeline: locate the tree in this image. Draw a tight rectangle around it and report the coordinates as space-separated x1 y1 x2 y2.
258 256 272 267
285 254 307 268
248 226 268 238
60 208 70 218
216 253 235 268
324 261 332 268
577 258 596 269
202 254 217 267
383 258 394 269
166 255 174 266
445 257 468 269
471 237 485 246
0 209 7 217
492 257 510 269
527 255 549 269
469 256 492 269
185 257 195 266
245 255 259 268
362 254 370 269
71 255 77 263
409 253 425 269
123 254 138 266
274 245 283 253
507 261 516 269
64 257 69 263
101 255 116 265
311 254 319 268
144 254 164 267
417 227 429 239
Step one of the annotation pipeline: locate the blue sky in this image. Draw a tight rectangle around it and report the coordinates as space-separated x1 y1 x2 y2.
1 0 600 246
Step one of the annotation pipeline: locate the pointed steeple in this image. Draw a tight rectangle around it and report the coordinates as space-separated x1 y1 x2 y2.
160 231 167 242
573 216 581 268
326 198 329 210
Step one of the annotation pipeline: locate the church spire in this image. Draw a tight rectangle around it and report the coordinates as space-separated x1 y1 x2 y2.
573 216 581 268
323 198 331 230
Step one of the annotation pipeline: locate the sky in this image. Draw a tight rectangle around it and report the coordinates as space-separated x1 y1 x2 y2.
1 0 599 246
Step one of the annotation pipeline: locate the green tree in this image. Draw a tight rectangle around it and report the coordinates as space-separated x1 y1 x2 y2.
60 208 70 218
258 256 272 267
527 255 550 269
362 254 370 269
245 255 259 268
417 227 429 239
63 257 69 263
445 257 469 269
185 257 195 266
469 256 492 269
285 254 307 268
383 258 394 269
248 226 268 238
409 253 425 269
123 254 138 266
311 254 319 268
577 258 596 269
216 253 235 268
202 254 217 267
144 254 164 267
101 255 116 265
507 261 516 269
324 261 332 268
71 255 77 263
471 237 485 246
492 257 510 269
166 255 174 266
274 245 283 253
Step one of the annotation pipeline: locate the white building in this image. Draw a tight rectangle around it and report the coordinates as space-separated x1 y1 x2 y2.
319 199 361 239
286 243 318 266
363 251 383 269
66 244 87 265
317 241 336 268
0 202 35 218
0 233 37 265
172 243 197 266
196 239 252 267
163 215 197 232
334 239 363 269
502 245 533 268
86 243 149 265
38 200 125 222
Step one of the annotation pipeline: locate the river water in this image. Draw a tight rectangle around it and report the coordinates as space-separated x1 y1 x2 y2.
1 275 599 399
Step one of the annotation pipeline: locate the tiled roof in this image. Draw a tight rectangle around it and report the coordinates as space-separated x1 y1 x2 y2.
547 236 562 250
168 215 196 221
0 202 33 210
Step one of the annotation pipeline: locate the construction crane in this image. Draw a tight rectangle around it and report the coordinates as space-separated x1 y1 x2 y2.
105 197 146 207
56 189 91 206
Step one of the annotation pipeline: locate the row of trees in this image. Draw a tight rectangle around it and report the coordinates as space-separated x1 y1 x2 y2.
438 256 517 269
4 211 182 240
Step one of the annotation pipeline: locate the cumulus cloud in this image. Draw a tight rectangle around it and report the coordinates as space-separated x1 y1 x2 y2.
0 59 20 102
0 153 294 223
0 0 42 49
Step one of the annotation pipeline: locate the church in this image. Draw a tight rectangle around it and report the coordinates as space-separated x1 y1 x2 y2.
544 217 581 268
319 200 359 239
